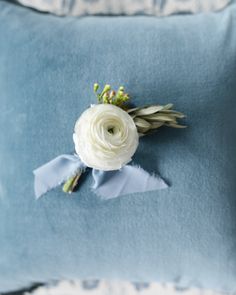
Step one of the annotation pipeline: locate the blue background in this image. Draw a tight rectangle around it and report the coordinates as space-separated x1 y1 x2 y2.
0 1 236 292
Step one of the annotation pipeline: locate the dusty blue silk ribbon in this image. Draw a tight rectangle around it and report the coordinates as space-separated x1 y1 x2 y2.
33 154 168 199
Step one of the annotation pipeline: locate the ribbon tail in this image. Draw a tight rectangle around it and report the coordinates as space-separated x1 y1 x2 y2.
33 154 86 199
92 165 168 200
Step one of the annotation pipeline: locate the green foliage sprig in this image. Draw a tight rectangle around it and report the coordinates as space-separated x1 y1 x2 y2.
128 104 186 136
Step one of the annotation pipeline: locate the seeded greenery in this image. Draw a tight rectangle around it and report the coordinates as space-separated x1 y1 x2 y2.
94 83 130 107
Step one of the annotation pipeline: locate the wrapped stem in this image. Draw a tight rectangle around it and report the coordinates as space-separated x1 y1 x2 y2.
63 171 82 194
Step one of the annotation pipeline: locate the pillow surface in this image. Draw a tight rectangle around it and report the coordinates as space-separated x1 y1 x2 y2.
0 1 236 293
16 0 230 16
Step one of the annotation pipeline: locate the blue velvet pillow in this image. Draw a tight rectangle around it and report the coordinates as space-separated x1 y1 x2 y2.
0 1 236 293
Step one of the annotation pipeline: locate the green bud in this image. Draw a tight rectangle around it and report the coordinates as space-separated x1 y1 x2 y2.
100 84 111 99
103 84 111 93
117 87 125 99
103 92 109 104
94 83 99 92
103 92 109 98
123 94 129 101
110 90 116 98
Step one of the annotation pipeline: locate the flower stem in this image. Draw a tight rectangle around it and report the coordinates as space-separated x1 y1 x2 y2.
63 172 82 194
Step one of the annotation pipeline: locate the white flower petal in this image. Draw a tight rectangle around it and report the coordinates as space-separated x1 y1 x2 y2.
73 104 139 171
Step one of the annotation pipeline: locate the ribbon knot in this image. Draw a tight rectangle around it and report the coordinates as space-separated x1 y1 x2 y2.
33 154 168 199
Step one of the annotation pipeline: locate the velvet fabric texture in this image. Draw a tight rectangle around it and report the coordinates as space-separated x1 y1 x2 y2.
0 1 236 293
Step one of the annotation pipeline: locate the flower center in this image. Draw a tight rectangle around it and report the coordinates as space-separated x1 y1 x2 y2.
107 126 115 134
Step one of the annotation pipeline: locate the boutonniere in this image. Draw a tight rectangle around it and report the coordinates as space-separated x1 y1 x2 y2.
34 84 186 199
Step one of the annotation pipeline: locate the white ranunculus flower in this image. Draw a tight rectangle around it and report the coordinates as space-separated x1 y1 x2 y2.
73 104 139 171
